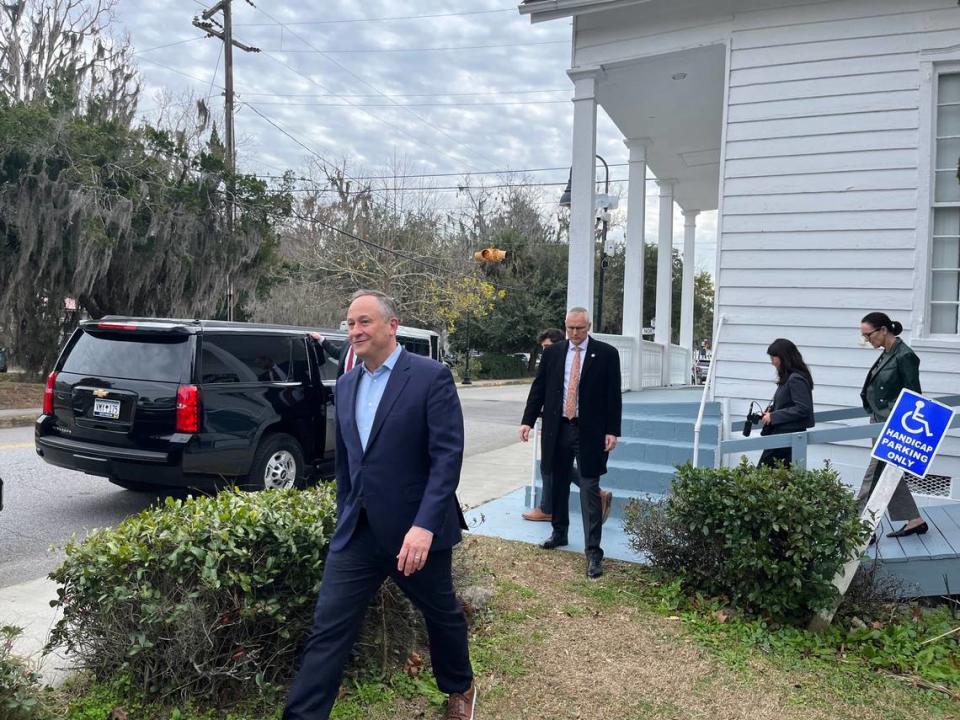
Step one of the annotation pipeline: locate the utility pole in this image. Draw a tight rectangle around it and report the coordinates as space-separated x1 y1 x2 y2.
193 1 259 321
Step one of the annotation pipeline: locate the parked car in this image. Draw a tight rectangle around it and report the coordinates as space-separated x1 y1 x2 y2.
35 317 443 493
693 356 711 385
35 318 336 493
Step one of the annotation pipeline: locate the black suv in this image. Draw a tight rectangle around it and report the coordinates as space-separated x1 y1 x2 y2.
36 318 349 492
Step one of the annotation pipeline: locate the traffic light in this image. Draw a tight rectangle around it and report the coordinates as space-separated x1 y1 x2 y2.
473 247 507 262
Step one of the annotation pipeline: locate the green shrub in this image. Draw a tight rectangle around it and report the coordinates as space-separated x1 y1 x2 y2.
48 487 342 703
623 460 869 622
1 625 49 720
473 353 528 380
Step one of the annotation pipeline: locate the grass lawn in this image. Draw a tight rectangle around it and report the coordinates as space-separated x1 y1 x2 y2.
327 535 960 720
54 534 960 720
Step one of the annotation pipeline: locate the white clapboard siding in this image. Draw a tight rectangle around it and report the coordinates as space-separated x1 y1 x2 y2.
725 111 919 143
729 53 918 87
728 71 918 105
718 287 914 310
722 189 917 215
723 169 918 195
724 149 917 178
721 248 916 269
712 0 960 476
720 268 914 289
721 229 916 251
727 90 919 123
722 210 916 233
725 131 918 160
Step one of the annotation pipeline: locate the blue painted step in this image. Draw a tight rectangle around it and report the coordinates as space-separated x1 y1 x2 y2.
524 484 667 523
522 399 722 520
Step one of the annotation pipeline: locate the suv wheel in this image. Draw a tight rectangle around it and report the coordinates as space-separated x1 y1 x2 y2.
249 433 305 490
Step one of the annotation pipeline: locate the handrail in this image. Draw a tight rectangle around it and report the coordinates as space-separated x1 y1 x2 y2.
732 393 960 433
692 314 725 468
720 395 960 469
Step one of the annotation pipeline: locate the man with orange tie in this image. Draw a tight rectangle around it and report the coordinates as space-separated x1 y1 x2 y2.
519 307 622 578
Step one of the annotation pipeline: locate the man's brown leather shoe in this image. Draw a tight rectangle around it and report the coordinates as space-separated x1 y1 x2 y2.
446 683 476 720
521 507 552 522
600 490 613 525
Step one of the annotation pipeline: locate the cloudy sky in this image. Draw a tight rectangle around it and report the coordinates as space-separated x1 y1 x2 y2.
117 0 717 273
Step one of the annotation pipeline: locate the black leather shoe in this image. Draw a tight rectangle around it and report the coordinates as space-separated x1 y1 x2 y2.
587 557 603 578
540 534 568 550
886 521 928 538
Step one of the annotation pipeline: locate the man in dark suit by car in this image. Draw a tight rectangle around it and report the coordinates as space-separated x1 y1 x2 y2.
520 307 622 578
285 290 475 720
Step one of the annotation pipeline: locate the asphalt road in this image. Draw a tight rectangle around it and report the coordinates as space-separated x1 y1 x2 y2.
0 383 530 589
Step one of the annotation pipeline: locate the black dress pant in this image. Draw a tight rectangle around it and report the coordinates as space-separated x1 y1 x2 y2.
550 420 603 560
283 514 473 720
758 446 792 468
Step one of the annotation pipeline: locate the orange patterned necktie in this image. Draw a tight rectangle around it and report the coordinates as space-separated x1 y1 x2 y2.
564 345 581 419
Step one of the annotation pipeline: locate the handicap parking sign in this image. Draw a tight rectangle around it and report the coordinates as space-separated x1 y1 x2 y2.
871 389 956 478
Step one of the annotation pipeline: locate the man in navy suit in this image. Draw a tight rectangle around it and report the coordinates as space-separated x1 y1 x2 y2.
284 290 475 720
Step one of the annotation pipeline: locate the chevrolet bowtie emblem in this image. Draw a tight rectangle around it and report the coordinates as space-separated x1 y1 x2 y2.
93 388 109 398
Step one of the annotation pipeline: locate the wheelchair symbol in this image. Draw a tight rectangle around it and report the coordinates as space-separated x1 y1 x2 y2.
901 400 933 437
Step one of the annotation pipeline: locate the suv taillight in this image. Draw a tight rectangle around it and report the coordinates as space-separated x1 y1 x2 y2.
43 371 57 415
176 385 200 433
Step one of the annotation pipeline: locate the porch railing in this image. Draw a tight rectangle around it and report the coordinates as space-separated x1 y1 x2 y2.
717 393 960 475
594 333 695 391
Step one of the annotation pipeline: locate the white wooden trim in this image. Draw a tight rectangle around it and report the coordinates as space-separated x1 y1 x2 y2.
713 39 733 348
916 51 960 340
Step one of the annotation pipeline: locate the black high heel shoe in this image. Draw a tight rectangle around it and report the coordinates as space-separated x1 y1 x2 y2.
886 521 928 538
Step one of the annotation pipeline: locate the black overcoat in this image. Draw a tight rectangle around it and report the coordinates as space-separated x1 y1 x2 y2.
521 336 622 477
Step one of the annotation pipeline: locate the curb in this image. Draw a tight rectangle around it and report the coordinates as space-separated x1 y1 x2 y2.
0 414 34 430
456 378 532 388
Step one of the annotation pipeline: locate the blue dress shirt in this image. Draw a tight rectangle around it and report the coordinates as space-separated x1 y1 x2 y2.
355 343 403 451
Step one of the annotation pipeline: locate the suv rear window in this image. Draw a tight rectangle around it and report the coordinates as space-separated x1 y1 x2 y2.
62 331 190 383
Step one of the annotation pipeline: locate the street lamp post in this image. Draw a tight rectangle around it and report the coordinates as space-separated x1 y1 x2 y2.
461 314 473 385
560 154 611 332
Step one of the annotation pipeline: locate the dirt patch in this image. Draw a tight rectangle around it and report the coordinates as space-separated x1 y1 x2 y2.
356 536 958 720
0 381 43 411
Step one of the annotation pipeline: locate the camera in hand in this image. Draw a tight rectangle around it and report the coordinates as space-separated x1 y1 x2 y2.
742 402 764 437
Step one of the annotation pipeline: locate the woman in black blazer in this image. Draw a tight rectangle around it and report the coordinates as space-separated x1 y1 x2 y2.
758 338 815 468
856 312 926 538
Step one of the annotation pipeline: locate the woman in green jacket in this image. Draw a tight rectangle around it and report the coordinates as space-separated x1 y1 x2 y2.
856 312 926 538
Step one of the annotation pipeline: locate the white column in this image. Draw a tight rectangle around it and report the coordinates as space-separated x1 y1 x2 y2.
655 179 676 385
680 209 700 356
566 69 601 315
622 138 650 390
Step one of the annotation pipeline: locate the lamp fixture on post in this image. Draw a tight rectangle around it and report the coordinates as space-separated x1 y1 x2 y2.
559 154 611 332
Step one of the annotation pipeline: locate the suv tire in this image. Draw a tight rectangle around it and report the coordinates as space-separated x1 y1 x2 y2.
248 433 306 490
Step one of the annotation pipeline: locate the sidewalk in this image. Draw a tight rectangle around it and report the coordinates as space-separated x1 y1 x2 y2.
0 440 534 686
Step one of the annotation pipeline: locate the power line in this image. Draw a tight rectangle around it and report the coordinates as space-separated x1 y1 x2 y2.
255 163 632 182
275 179 631 194
246 99 569 107
235 7 518 26
254 50 484 170
240 88 569 98
251 3 498 171
266 40 567 54
137 56 224 88
131 36 208 56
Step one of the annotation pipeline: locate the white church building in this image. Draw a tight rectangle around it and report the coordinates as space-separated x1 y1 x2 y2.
519 0 960 491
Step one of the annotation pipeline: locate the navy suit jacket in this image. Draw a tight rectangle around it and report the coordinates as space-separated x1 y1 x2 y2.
331 348 468 554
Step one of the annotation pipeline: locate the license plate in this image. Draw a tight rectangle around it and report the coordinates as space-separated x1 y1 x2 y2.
92 398 121 419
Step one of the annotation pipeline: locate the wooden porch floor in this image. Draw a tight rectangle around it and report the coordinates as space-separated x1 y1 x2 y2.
866 503 960 598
